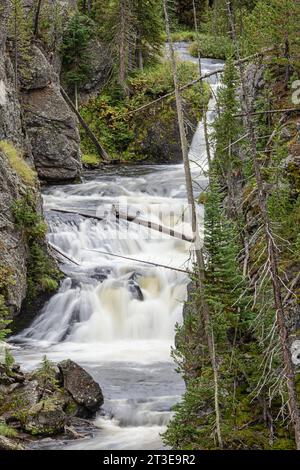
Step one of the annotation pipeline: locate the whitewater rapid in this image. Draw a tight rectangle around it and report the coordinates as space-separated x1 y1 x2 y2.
11 44 223 450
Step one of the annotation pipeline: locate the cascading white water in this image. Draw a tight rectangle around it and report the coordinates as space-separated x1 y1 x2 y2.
12 44 223 450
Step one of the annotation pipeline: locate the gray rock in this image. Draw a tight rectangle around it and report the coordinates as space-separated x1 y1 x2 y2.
21 45 57 91
22 84 82 182
0 151 29 315
58 360 103 417
24 399 66 436
0 435 25 450
80 39 113 99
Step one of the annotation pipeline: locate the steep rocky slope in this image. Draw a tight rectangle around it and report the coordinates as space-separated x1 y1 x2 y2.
0 0 82 183
0 1 82 318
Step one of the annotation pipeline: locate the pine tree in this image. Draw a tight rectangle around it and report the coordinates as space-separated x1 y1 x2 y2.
92 0 164 89
132 0 164 70
61 11 94 109
9 0 32 90
243 0 300 80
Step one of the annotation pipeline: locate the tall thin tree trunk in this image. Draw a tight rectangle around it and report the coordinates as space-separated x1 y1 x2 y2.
192 0 212 166
33 0 43 38
74 82 78 111
119 0 129 94
226 0 300 450
163 0 223 449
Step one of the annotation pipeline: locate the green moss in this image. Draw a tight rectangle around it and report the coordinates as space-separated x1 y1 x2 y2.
0 140 37 186
82 153 101 167
0 267 14 339
64 399 78 416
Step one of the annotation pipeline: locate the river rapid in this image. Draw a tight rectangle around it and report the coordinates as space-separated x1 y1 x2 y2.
11 44 223 450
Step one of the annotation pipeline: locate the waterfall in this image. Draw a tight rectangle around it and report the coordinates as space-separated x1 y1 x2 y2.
12 45 223 450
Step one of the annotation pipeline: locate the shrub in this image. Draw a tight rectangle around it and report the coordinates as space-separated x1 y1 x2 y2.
12 194 61 302
189 34 232 60
0 422 18 438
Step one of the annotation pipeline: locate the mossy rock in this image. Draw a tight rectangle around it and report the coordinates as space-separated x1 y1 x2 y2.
24 398 66 436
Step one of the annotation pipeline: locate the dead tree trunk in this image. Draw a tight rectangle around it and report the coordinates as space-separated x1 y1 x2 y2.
163 0 223 449
192 0 211 166
118 0 130 95
226 0 300 450
33 0 43 38
60 87 110 161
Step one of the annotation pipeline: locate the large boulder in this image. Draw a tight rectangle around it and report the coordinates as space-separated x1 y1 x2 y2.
22 77 82 183
24 399 66 436
58 360 103 418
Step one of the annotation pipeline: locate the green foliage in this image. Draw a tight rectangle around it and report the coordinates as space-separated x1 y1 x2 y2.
4 348 15 370
8 0 32 84
34 356 59 393
80 60 210 161
0 141 37 186
91 0 165 74
12 192 47 242
165 35 300 447
82 153 100 167
12 193 61 303
212 58 242 180
0 422 18 438
61 11 95 90
189 35 232 60
169 30 196 42
242 0 300 67
35 0 64 51
0 267 14 341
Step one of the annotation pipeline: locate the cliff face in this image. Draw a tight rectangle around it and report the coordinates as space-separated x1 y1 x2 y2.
21 45 81 182
0 150 29 315
0 1 81 317
0 0 82 183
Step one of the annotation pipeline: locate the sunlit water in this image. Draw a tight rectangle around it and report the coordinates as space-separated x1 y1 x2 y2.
11 44 223 450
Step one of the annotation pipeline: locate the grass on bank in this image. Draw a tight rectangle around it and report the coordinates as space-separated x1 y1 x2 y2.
0 141 36 186
189 34 232 60
168 30 232 60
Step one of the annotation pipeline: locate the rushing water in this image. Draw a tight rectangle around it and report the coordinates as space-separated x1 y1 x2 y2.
11 44 223 450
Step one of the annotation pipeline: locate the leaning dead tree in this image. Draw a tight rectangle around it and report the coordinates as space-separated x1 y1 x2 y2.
60 87 110 161
163 0 223 448
226 0 300 450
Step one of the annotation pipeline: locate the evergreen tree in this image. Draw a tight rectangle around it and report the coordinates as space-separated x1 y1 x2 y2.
61 11 94 108
91 0 164 90
243 0 300 78
9 0 32 90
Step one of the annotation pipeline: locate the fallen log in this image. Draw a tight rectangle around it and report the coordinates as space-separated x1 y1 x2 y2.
49 242 81 266
48 207 195 243
127 48 273 117
88 249 191 274
60 87 110 161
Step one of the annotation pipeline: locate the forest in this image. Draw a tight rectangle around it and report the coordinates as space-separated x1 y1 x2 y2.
0 0 300 456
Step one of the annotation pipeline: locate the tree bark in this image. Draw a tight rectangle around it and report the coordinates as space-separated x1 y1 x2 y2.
33 0 43 37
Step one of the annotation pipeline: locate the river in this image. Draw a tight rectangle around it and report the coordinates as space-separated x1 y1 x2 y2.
11 44 223 450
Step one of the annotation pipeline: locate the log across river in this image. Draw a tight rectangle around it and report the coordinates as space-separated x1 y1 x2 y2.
11 44 223 450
